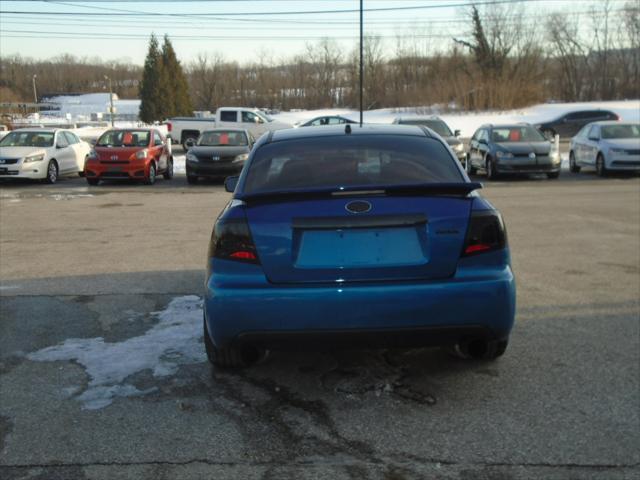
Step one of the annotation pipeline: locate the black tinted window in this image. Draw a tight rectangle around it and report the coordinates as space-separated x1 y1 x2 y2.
220 111 237 122
244 135 463 194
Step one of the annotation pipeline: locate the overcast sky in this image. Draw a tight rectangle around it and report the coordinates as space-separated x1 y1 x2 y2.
0 0 631 65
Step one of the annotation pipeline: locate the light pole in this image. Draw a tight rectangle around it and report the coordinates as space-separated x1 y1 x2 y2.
359 0 363 126
104 75 114 126
32 74 38 104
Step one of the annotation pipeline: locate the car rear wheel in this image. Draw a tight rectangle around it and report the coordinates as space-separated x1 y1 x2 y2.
486 156 498 180
596 154 607 177
163 158 174 180
450 338 508 361
44 160 58 184
547 171 560 179
569 151 580 173
86 178 100 186
203 314 263 368
145 163 156 185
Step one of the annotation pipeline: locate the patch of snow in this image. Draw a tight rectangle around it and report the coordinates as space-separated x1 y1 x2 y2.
173 154 186 174
28 295 206 410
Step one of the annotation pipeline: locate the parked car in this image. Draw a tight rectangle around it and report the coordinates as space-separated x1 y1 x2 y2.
467 123 561 179
186 129 255 184
569 121 640 176
168 107 290 150
84 128 173 185
535 109 619 140
392 116 466 163
294 115 356 128
203 124 516 367
0 128 91 183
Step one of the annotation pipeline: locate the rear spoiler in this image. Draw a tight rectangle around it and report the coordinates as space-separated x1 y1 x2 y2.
236 182 482 202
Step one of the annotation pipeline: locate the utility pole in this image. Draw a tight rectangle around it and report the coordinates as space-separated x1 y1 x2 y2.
32 74 38 104
104 75 114 126
359 0 363 126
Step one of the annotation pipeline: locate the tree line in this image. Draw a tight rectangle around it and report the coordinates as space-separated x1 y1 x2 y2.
1 0 638 119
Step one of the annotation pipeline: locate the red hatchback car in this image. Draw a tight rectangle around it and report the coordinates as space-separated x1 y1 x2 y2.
84 128 173 185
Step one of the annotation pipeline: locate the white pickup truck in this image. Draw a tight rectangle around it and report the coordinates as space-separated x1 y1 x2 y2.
167 107 290 149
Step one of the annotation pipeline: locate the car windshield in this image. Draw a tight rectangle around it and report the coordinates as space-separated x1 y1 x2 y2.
199 131 248 146
0 131 54 147
601 124 640 139
399 120 453 137
96 130 150 147
491 126 546 143
243 135 463 194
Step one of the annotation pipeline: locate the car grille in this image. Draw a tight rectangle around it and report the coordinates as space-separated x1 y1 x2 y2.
196 154 235 163
625 150 640 155
0 170 19 175
100 160 129 164
0 158 19 165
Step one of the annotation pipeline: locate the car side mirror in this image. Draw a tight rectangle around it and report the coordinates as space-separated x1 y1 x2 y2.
454 129 461 137
225 175 239 193
478 138 487 145
56 143 64 149
588 136 599 142
185 138 196 148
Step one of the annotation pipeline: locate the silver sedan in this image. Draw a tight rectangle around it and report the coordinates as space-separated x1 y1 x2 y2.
569 121 640 176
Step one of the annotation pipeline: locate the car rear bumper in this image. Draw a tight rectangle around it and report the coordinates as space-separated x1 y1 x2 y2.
204 252 516 349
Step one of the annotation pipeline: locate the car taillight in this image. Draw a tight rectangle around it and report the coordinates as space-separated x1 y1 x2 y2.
462 211 507 257
167 123 172 132
208 215 260 264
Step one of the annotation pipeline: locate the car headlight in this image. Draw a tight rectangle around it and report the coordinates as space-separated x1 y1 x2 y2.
453 143 464 152
496 151 514 159
610 148 625 154
23 154 45 163
186 152 198 162
135 149 148 160
234 153 249 162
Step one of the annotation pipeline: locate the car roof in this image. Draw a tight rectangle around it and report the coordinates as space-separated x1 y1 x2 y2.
105 128 155 132
11 128 61 134
267 124 431 143
395 115 442 121
479 123 533 129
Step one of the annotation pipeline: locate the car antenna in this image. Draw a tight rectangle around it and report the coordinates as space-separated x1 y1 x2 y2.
345 124 352 134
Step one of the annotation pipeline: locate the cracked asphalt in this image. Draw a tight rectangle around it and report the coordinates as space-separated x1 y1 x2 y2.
1 166 639 479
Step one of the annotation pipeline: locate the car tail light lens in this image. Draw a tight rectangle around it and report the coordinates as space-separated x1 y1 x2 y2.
462 211 507 257
208 216 260 264
167 123 172 132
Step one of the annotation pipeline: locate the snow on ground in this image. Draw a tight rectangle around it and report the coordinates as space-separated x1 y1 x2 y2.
27 295 205 410
272 100 640 138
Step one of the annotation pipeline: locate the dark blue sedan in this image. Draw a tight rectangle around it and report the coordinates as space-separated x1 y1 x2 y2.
204 124 516 367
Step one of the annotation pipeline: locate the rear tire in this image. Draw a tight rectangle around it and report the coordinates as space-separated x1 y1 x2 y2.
569 151 580 173
451 338 508 361
596 154 607 177
163 158 174 180
203 314 261 368
145 163 157 185
86 178 100 186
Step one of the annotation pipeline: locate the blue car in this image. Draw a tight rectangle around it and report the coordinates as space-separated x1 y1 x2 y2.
204 124 516 367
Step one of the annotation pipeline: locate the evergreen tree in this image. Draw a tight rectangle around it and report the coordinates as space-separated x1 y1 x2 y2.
161 35 193 117
138 34 162 123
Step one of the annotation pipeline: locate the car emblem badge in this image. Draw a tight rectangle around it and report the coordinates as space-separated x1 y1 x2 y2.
212 155 220 161
345 200 372 214
111 155 118 161
529 152 536 159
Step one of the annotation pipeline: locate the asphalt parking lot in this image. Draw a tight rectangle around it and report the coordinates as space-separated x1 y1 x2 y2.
1 168 639 479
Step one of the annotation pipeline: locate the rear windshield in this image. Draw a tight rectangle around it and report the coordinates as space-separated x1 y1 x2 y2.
399 119 453 137
491 126 545 143
243 135 463 194
0 131 54 147
601 124 640 139
199 130 248 146
97 130 150 147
